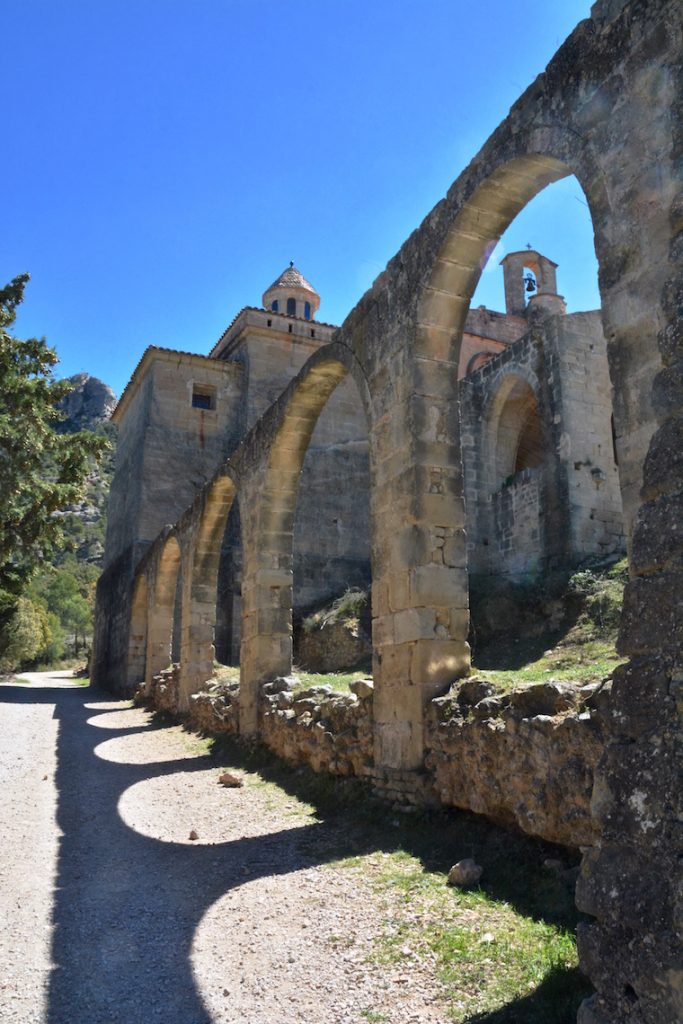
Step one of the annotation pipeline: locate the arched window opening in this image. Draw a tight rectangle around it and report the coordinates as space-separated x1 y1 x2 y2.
514 405 543 473
286 297 296 316
304 301 311 320
493 378 543 488
271 300 279 312
147 535 182 683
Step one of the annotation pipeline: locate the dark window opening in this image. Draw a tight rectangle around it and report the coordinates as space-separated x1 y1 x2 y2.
192 387 215 410
304 301 311 320
286 297 296 316
310 329 315 338
288 324 293 334
267 318 272 327
271 300 279 312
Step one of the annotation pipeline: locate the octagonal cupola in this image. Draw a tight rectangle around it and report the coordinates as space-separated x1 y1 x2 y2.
262 261 321 321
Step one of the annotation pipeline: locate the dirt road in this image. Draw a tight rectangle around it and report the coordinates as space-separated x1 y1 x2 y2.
0 672 448 1024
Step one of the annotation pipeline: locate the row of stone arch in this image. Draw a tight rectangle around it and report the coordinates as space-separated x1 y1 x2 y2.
102 5 682 1016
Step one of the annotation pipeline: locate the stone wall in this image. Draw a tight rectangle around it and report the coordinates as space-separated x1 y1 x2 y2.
490 469 542 578
140 672 602 851
548 312 625 556
296 618 372 673
461 310 624 580
425 677 606 848
105 350 243 568
259 678 374 777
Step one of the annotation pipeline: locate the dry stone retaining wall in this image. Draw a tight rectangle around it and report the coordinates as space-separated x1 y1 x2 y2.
140 672 602 850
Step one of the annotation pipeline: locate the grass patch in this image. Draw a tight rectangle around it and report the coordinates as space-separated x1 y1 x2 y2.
292 669 368 694
475 638 622 691
211 662 367 695
212 664 240 684
472 557 627 690
347 849 587 1022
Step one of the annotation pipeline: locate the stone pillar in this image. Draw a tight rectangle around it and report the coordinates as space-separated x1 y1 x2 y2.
240 559 292 735
371 326 470 773
145 604 173 684
178 555 216 713
239 468 296 736
574 126 683 1020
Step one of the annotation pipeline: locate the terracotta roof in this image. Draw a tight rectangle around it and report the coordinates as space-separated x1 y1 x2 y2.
265 262 319 296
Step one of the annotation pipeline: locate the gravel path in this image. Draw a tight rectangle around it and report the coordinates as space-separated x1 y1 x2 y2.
0 672 450 1024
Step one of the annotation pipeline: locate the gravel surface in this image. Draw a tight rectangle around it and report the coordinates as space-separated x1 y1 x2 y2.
0 672 450 1024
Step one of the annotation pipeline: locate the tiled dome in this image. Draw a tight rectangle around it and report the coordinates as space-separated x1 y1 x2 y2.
262 262 320 320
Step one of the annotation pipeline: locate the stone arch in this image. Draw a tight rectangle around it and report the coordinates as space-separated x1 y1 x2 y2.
239 342 371 734
126 572 148 688
178 473 238 710
416 149 596 357
146 533 182 685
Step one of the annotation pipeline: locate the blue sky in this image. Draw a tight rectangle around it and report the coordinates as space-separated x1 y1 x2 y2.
3 1 596 397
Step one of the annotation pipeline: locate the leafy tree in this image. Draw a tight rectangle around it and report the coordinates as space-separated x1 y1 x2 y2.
0 275 108 637
0 596 51 671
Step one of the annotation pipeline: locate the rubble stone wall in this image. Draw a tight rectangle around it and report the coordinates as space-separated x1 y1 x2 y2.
140 672 602 850
296 619 372 673
424 678 605 848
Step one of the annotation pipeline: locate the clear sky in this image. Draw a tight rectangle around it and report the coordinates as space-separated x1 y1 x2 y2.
3 1 596 398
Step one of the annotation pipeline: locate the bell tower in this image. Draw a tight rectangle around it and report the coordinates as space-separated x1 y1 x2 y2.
500 249 566 318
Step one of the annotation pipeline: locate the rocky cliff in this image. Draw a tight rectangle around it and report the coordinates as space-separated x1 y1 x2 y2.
54 373 117 564
58 373 117 433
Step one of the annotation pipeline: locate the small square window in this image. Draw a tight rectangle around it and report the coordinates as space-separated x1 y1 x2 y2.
192 386 215 410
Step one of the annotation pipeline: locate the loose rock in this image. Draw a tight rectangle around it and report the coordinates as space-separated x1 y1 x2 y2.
447 859 483 887
218 771 244 788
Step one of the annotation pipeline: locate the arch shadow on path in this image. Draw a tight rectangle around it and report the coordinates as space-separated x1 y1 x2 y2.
1 681 588 1023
